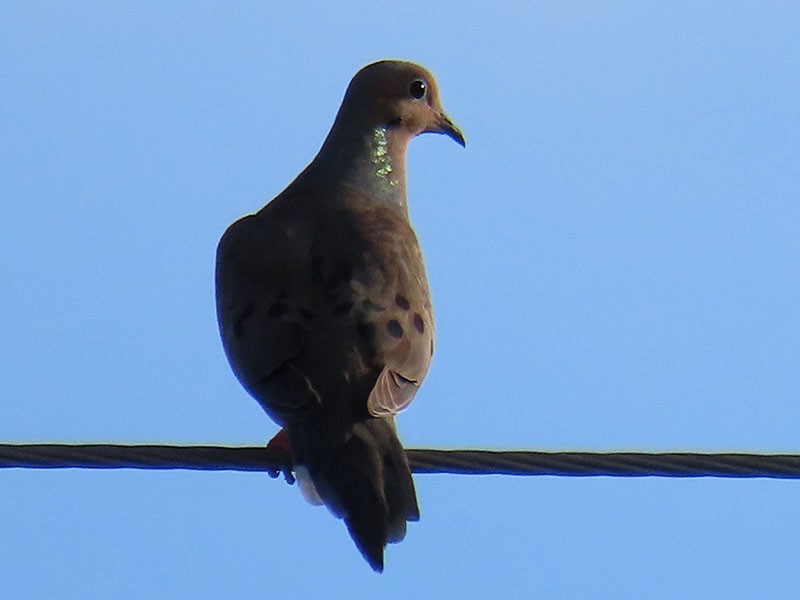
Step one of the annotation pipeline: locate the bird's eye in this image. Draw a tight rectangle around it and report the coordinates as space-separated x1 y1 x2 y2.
409 79 427 100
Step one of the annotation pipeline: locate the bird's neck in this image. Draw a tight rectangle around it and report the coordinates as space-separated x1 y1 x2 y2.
304 124 410 210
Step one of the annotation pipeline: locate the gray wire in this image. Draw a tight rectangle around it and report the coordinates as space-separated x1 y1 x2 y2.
3 444 800 479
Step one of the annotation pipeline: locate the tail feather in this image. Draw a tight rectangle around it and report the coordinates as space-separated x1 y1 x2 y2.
377 421 419 542
288 417 418 572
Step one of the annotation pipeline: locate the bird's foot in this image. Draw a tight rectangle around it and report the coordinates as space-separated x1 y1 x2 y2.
265 428 295 484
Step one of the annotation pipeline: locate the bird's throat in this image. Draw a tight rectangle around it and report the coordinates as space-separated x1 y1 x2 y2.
308 124 409 210
370 127 398 187
360 126 408 208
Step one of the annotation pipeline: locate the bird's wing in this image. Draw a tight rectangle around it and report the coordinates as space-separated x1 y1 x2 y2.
215 204 322 424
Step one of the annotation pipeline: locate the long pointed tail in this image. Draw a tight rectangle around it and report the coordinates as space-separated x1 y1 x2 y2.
288 417 419 572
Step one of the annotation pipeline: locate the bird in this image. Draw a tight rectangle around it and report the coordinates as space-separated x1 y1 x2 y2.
215 59 464 572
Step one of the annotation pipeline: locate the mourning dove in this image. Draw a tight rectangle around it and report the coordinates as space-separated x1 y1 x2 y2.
215 60 464 572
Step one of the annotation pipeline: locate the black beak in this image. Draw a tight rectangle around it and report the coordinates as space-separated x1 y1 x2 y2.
435 112 466 147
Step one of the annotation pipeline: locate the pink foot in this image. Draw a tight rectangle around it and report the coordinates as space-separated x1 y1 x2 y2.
266 428 295 484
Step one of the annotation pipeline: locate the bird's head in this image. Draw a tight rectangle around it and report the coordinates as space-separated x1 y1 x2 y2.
341 60 466 147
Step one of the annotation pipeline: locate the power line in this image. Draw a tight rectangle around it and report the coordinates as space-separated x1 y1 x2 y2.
2 444 800 479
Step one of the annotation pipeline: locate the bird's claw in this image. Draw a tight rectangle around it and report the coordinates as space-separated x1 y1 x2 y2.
266 428 295 485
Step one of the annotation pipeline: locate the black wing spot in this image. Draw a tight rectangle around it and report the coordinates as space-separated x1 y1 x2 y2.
233 303 256 338
412 313 425 334
394 294 410 311
386 319 404 339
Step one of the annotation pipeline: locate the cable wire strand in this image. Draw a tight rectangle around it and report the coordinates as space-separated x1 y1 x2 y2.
3 444 800 479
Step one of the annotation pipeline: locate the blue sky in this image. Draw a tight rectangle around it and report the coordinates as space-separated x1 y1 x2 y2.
2 2 799 598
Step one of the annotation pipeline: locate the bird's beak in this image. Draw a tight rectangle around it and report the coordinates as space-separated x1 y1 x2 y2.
433 111 466 147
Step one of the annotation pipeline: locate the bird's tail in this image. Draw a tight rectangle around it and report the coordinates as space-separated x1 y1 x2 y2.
288 416 419 573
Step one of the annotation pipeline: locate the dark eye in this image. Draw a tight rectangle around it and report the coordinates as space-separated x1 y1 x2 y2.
409 79 427 100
